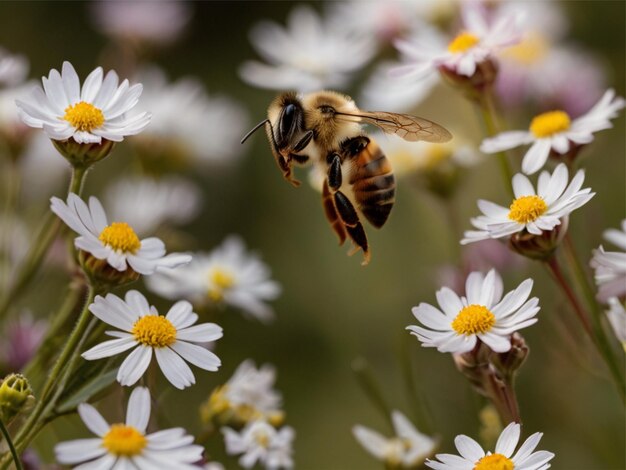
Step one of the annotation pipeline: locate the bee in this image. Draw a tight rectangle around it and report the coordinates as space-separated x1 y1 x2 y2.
241 90 452 265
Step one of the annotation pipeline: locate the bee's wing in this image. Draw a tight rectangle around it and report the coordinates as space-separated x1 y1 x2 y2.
340 110 452 143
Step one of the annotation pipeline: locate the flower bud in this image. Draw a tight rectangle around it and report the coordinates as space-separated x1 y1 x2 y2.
438 58 499 101
52 138 115 168
508 216 569 260
491 333 529 377
0 373 34 423
79 250 140 288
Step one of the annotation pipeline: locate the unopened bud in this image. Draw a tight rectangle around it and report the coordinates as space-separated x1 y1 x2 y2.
492 333 529 376
508 216 569 261
52 138 115 168
79 251 140 288
438 59 499 101
0 373 33 423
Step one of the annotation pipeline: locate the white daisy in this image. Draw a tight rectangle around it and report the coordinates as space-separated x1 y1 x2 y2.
50 193 191 275
0 47 28 87
82 290 222 390
239 5 377 92
16 61 151 144
223 419 295 470
481 89 625 174
606 298 626 349
105 176 201 237
353 410 437 468
394 3 521 81
55 387 204 469
426 422 554 470
146 236 281 322
591 219 626 302
461 164 594 245
407 269 540 354
130 66 249 167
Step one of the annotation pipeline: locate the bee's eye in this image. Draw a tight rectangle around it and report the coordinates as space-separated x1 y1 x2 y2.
320 105 335 115
280 103 296 136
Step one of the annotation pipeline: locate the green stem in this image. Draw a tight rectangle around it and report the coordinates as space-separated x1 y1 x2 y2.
0 165 89 321
399 333 433 434
12 285 96 451
0 418 22 470
352 357 393 427
477 90 514 197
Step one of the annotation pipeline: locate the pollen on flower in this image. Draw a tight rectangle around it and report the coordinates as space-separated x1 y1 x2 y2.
508 195 548 224
132 315 177 348
451 304 496 336
473 453 514 470
448 31 480 53
208 268 235 302
63 101 105 132
254 428 271 448
384 438 412 466
529 110 571 138
98 222 141 253
102 424 147 457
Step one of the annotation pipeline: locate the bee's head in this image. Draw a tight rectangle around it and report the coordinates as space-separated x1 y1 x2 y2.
267 93 306 149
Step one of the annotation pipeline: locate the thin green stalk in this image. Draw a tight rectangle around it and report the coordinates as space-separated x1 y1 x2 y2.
477 90 514 197
352 357 393 427
12 285 96 450
399 333 433 434
0 418 22 470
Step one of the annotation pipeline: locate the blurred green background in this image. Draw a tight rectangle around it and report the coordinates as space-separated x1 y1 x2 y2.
0 1 624 469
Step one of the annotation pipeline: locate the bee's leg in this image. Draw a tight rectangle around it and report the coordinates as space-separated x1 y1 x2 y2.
327 153 342 191
293 130 314 152
333 191 358 227
322 181 347 244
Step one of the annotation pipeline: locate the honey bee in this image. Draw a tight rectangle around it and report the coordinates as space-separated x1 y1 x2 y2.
241 90 452 265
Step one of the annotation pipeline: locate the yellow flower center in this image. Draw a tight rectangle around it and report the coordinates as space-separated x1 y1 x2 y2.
508 195 548 223
384 438 413 466
98 222 141 253
254 428 271 448
132 315 177 348
451 304 496 336
63 101 105 132
102 424 147 457
474 453 514 470
529 110 571 138
208 268 235 302
448 31 480 53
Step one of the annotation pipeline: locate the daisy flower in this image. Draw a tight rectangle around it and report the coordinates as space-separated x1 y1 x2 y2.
394 3 521 81
0 47 28 87
461 164 594 245
426 422 554 470
105 176 201 237
55 387 204 469
146 236 281 322
82 290 222 390
223 419 295 470
407 269 540 354
606 298 626 349
130 66 249 168
50 193 191 276
591 219 626 302
353 410 437 467
239 5 376 92
16 61 151 145
481 89 625 174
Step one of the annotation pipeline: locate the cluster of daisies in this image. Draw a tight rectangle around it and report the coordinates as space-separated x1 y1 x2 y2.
5 30 284 469
240 1 623 468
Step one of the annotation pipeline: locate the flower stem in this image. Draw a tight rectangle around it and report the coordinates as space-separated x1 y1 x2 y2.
351 357 393 427
477 90 514 197
400 333 433 434
0 417 22 470
12 285 97 452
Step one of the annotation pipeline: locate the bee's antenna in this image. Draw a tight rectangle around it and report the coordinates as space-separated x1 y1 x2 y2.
241 119 269 144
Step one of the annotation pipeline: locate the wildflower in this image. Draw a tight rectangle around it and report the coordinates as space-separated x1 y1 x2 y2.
16 61 150 165
201 359 283 426
0 374 33 423
481 89 625 174
55 387 204 469
394 3 521 85
130 66 249 170
50 193 191 283
223 419 295 469
240 5 376 92
591 219 626 302
146 236 281 322
82 290 222 390
461 164 594 253
353 410 437 467
426 422 554 470
606 298 626 350
0 47 28 87
105 176 200 236
408 269 539 354
90 0 191 45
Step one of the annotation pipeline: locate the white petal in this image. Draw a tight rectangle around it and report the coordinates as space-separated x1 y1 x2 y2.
512 173 535 198
154 347 195 389
521 139 552 175
117 346 152 386
454 435 485 462
77 403 110 437
81 67 104 103
55 438 106 464
126 386 151 433
495 422 520 458
176 323 223 342
170 341 221 371
82 337 137 360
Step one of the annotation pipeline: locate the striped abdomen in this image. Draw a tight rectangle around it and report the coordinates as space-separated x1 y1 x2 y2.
346 137 395 228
